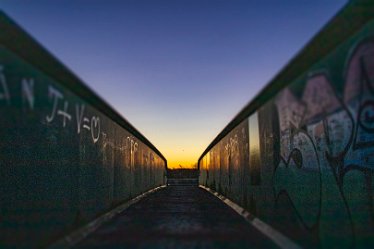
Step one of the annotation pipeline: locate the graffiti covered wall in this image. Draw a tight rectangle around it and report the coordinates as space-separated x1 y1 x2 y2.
199 9 374 249
0 14 166 248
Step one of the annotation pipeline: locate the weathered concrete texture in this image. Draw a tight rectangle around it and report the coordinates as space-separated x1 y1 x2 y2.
0 13 166 247
198 4 374 248
74 186 278 249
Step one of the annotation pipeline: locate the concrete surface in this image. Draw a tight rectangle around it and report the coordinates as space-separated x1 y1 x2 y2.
74 186 279 249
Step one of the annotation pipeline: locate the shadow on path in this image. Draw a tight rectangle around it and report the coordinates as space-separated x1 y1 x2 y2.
74 186 278 249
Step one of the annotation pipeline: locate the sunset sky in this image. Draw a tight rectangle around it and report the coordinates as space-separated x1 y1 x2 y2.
1 0 347 168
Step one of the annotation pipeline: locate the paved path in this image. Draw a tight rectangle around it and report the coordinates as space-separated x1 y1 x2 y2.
74 186 279 249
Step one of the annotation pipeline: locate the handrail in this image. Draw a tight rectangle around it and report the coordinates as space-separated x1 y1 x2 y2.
198 0 373 165
0 10 167 166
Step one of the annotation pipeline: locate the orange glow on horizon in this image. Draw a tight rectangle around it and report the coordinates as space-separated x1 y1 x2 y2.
142 127 210 170
167 160 197 169
166 152 198 169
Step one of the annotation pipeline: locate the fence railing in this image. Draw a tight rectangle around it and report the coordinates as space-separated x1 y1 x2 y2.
198 0 374 248
0 11 167 248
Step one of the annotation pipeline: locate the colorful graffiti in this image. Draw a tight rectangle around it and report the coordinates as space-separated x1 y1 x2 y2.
199 22 374 249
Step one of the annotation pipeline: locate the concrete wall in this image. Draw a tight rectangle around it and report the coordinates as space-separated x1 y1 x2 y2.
199 1 374 248
0 12 166 248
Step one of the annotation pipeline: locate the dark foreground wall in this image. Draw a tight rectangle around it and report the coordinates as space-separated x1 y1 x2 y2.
199 1 374 248
0 12 166 248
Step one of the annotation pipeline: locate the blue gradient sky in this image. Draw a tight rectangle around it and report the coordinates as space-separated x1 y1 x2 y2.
1 0 347 168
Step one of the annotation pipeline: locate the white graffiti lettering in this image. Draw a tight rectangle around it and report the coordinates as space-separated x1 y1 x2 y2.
46 86 63 123
75 104 85 134
91 116 100 143
0 65 10 105
57 101 71 127
83 117 90 131
21 78 34 110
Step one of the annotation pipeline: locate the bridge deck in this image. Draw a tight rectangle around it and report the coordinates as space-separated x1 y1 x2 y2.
74 186 278 249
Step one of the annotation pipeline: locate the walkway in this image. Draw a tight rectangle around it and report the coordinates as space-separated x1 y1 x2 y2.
74 186 278 249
